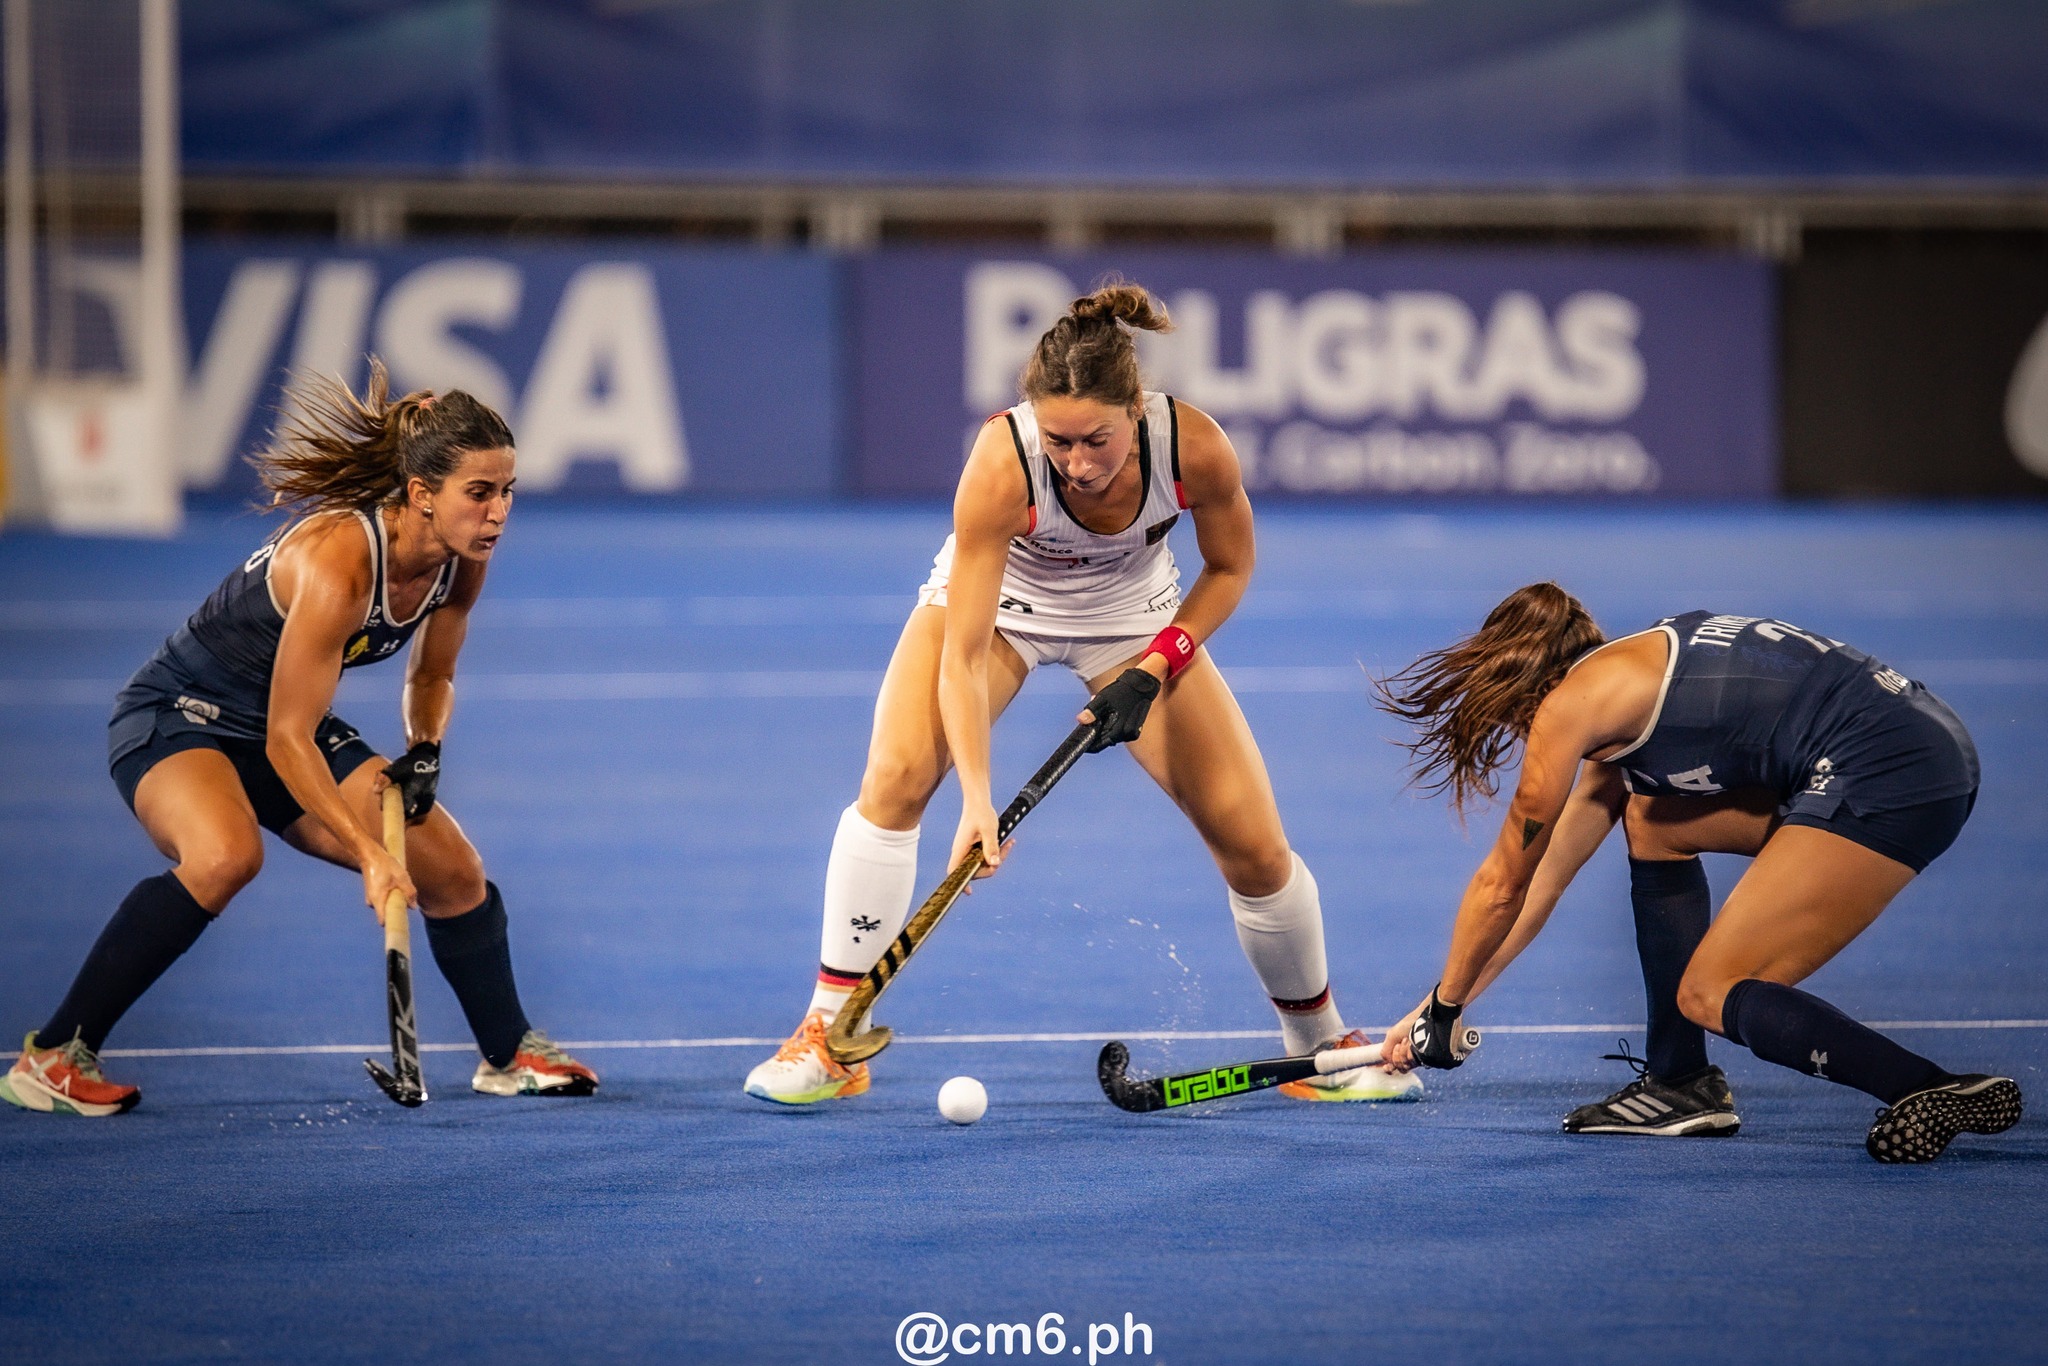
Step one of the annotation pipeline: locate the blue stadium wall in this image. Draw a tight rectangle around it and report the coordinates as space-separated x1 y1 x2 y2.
181 1 2048 185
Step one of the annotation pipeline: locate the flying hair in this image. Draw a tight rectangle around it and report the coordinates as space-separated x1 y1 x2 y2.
1021 279 1173 412
254 357 513 514
1373 582 1607 813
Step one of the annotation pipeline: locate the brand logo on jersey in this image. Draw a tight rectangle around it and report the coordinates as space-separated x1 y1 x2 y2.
175 695 220 725
1144 515 1179 546
1664 764 1723 794
1021 536 1095 567
1145 586 1182 614
1806 757 1836 794
325 728 356 751
243 539 281 575
1872 667 1909 695
998 596 1035 615
345 634 371 663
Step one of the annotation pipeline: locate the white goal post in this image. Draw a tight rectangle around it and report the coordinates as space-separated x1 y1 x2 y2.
4 0 181 535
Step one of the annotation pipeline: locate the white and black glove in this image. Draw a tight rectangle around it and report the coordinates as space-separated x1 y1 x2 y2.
383 740 441 823
1081 668 1161 753
1410 986 1481 1070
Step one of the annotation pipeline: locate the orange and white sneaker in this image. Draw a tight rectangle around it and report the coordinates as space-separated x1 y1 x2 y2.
0 1031 141 1117
470 1030 599 1097
743 1009 871 1105
1278 1028 1424 1103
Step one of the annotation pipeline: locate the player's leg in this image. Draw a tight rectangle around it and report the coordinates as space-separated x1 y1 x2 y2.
282 740 595 1096
4 747 258 1116
746 605 1029 1104
1560 789 1775 1138
1109 651 1416 1101
1679 822 2019 1160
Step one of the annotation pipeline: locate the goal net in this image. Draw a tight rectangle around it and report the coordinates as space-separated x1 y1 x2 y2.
4 0 181 534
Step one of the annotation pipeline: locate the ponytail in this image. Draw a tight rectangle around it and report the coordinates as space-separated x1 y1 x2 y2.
1021 279 1173 411
255 357 514 514
1373 583 1607 813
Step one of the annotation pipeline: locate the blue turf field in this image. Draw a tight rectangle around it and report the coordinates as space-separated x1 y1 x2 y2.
2 503 2045 1364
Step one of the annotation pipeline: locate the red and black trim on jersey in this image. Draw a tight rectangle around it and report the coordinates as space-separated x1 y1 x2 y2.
1167 396 1187 509
1003 412 1039 535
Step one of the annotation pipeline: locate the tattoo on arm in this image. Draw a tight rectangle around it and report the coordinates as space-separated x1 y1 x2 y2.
1522 818 1546 850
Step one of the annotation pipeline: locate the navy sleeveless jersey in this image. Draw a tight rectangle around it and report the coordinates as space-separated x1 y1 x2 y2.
1605 611 1979 817
108 509 456 761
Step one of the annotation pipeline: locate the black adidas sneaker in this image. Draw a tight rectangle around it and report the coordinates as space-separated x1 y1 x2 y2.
1562 1043 1740 1138
1866 1075 2022 1164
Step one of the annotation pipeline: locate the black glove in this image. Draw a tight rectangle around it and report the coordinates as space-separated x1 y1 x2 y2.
1082 667 1161 753
1410 986 1481 1069
383 740 441 822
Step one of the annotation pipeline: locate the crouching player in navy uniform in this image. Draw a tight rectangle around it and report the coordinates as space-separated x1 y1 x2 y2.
1374 583 2020 1163
1 361 596 1115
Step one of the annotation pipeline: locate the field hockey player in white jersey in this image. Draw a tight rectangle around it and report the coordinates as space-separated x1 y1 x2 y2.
744 282 1417 1106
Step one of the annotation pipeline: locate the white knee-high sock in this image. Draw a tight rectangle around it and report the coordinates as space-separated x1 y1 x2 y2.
1229 851 1345 1055
808 804 920 1023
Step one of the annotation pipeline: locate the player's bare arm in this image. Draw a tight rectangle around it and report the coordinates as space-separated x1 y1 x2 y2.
1154 400 1254 666
1437 652 1651 1003
267 517 417 917
940 422 1033 876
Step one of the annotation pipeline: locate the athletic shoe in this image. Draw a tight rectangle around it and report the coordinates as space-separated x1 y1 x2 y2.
1866 1074 2022 1164
1277 1028 1424 1103
0 1031 140 1117
742 1009 871 1105
1562 1043 1739 1137
470 1030 599 1097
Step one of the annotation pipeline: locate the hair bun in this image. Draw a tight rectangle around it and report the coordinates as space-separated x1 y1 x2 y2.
1070 282 1173 334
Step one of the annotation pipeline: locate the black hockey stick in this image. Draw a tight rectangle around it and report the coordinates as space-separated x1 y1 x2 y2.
364 786 426 1107
824 720 1097 1064
1096 1029 1475 1112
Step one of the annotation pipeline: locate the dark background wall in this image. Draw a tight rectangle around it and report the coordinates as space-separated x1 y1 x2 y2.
1783 232 2048 498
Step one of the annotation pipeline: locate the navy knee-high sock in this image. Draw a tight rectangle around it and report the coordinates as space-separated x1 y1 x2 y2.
39 872 215 1052
1630 858 1712 1080
423 882 531 1070
1721 978 1951 1105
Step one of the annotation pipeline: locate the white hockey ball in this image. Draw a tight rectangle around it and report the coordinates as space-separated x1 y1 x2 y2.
937 1075 988 1125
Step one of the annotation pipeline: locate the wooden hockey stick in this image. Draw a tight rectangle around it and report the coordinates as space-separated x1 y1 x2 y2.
363 785 426 1107
824 720 1097 1064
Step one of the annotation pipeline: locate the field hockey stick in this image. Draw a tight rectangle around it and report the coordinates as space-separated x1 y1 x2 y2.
824 719 1098 1064
1096 1028 1476 1112
363 785 427 1107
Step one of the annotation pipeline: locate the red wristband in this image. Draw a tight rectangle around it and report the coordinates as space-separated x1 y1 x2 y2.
1146 625 1197 678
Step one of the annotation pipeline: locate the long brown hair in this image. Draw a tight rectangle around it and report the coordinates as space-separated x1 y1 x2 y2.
1021 280 1173 410
256 358 514 513
1373 582 1606 812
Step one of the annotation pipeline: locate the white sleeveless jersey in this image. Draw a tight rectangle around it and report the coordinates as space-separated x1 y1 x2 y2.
922 390 1187 639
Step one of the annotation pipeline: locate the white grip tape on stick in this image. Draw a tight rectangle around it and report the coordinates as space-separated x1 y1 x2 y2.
1312 1042 1384 1074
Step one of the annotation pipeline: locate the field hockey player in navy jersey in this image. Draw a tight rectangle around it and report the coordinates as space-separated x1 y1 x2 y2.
1376 583 2019 1163
2 362 596 1115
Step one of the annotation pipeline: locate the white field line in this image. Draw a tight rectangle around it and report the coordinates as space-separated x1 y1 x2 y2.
99 1019 2048 1060
4 659 2045 707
